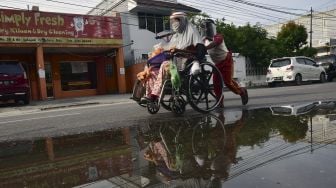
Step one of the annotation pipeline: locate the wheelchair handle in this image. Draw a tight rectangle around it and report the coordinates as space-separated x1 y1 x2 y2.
163 49 197 59
155 32 175 39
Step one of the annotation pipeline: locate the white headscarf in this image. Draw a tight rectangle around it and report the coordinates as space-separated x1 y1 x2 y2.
167 12 203 50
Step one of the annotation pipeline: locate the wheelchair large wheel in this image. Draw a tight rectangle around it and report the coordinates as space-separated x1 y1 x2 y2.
192 114 226 161
187 62 224 113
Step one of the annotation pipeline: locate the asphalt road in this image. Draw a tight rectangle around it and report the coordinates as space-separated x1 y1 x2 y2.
1 82 336 141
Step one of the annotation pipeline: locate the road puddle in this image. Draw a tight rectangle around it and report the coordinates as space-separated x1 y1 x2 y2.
1 101 336 187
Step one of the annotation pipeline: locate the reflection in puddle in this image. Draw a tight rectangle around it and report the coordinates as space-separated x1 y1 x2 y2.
1 101 336 187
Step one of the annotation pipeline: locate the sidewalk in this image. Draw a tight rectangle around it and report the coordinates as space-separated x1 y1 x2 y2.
0 93 133 116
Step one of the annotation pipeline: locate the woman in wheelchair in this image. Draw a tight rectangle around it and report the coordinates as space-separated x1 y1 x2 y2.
144 11 207 102
133 12 224 114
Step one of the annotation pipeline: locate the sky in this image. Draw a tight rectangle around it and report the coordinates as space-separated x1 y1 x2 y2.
1 0 336 26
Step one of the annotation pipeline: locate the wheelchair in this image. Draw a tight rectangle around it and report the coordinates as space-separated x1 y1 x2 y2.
131 50 224 115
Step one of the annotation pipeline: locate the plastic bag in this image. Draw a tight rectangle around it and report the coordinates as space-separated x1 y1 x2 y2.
190 60 201 75
170 62 181 90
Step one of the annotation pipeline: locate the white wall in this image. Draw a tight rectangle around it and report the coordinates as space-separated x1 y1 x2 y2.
127 16 165 59
232 54 247 80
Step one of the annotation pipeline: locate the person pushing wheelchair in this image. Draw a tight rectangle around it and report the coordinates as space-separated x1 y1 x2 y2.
200 19 248 107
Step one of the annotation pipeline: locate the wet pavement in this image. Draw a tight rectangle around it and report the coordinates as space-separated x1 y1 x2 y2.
1 101 336 188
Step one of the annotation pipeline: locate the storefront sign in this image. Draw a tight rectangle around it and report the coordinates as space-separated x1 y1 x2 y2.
0 9 122 45
38 69 45 78
119 68 125 75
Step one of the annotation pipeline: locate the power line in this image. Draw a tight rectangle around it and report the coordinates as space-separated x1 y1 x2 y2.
181 0 282 24
2 0 90 12
45 0 112 12
315 0 336 11
226 0 305 16
232 0 309 11
191 0 287 21
5 0 336 30
2 0 171 24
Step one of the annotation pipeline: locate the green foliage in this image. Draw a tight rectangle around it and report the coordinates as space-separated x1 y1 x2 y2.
296 46 318 58
277 21 308 54
187 12 210 28
236 108 308 147
216 22 277 67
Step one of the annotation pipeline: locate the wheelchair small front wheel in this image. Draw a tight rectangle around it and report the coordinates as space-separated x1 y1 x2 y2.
171 96 186 115
147 101 160 114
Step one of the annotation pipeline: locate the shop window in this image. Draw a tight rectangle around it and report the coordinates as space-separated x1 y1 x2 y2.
156 16 164 33
138 12 167 33
60 61 97 91
163 16 170 30
138 12 146 29
142 54 148 60
147 14 155 33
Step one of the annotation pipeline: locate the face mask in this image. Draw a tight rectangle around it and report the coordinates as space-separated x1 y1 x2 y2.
172 21 180 32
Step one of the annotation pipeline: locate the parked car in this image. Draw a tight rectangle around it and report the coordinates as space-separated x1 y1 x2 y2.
0 61 30 104
314 54 336 82
266 56 326 87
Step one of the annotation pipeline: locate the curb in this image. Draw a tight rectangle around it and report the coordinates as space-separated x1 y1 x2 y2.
40 102 100 111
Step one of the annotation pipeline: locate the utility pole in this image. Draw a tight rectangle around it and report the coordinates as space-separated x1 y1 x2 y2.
310 7 313 48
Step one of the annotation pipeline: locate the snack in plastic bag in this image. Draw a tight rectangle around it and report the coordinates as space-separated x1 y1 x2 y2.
149 43 164 59
137 66 152 82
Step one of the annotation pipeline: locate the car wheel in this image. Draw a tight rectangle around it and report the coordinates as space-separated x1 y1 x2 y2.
15 95 30 105
295 74 302 85
268 83 275 87
331 77 336 82
14 98 24 105
23 97 30 105
319 72 326 83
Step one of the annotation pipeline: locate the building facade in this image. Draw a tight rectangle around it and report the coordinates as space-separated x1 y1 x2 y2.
264 8 336 56
0 8 126 101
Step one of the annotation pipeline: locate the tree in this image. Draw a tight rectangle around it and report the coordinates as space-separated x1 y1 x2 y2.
277 21 308 56
215 21 239 52
296 46 318 58
187 12 210 28
216 22 275 67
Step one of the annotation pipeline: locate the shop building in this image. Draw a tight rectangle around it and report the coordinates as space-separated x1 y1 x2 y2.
0 8 126 100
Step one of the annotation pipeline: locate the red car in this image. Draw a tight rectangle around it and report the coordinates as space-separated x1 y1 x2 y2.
0 61 30 104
